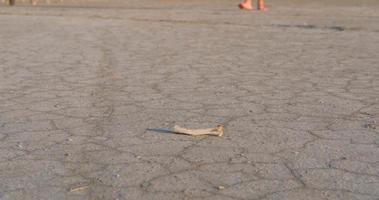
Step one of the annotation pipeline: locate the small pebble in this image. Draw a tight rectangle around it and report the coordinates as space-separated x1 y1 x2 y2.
140 182 150 188
67 138 73 142
217 186 225 190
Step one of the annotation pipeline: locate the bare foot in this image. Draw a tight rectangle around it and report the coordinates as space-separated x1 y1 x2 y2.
238 3 253 10
258 7 268 11
257 0 268 11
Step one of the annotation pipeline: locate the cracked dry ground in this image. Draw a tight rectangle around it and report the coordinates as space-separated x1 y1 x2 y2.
0 3 379 200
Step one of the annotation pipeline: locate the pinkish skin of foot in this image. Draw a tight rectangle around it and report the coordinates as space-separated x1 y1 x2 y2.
239 2 253 10
239 1 268 11
257 0 268 11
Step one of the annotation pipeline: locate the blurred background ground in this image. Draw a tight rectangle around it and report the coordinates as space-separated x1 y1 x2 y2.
1 0 379 8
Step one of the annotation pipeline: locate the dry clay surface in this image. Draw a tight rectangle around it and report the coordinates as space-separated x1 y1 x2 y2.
0 1 379 200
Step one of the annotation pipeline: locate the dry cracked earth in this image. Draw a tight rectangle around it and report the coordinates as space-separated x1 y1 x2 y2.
0 1 379 199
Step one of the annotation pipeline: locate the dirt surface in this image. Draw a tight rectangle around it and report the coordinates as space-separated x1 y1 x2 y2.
2 0 379 8
0 1 379 200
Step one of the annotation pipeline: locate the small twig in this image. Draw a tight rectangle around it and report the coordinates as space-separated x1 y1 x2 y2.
69 185 89 192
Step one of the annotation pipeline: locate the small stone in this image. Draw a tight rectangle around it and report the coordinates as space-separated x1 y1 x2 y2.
115 174 120 178
364 123 376 129
217 186 225 190
140 181 150 188
67 138 73 142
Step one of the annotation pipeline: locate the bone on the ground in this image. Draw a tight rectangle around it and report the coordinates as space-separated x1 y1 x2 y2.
172 125 224 137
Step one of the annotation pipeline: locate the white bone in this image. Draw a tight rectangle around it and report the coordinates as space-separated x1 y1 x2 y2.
172 125 224 137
